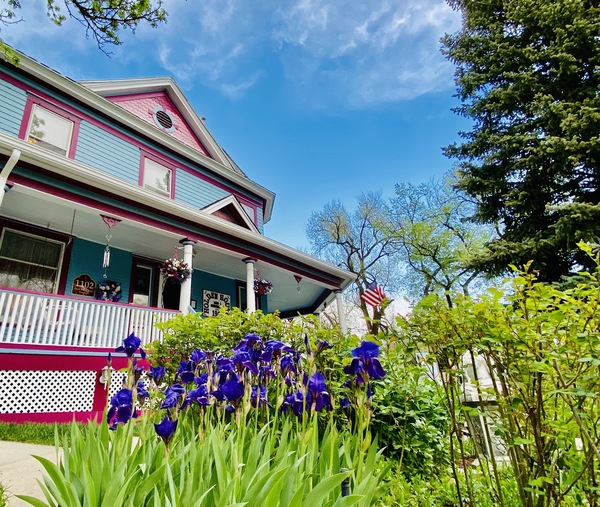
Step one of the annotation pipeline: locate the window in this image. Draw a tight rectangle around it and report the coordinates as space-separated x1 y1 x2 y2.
143 157 173 197
0 229 64 293
26 104 74 156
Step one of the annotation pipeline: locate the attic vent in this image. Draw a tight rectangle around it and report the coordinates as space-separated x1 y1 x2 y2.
152 107 175 133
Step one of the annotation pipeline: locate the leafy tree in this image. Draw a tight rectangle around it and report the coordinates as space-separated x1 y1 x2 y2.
389 174 494 307
443 0 600 282
1 0 166 54
306 193 401 334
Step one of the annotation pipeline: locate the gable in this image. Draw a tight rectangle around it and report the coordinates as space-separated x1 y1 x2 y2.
202 195 259 233
107 91 210 156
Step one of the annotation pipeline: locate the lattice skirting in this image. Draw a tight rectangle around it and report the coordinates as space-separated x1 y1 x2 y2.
0 370 97 414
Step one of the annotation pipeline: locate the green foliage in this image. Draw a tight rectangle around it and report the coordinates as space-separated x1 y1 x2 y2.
150 307 349 381
443 0 600 282
0 483 6 507
18 413 388 507
370 340 450 478
402 252 600 506
0 422 79 446
306 193 402 334
0 1 167 52
390 174 494 305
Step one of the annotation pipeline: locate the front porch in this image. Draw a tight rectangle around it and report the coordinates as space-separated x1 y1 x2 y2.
0 287 179 423
0 287 178 349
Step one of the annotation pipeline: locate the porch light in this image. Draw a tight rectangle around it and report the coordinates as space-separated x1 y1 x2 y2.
99 365 111 386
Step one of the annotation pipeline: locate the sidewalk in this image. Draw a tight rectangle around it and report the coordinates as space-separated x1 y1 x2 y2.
0 441 58 507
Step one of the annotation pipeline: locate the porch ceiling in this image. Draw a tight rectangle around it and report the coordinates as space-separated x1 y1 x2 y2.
2 184 329 314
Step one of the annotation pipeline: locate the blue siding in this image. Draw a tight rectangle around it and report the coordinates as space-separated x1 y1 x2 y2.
190 272 236 314
66 238 132 301
75 122 140 184
176 169 230 208
0 81 26 137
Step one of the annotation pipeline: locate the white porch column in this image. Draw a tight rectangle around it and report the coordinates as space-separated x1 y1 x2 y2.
243 258 257 313
335 290 348 335
179 239 196 314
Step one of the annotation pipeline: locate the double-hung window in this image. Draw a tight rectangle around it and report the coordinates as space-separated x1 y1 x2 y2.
0 229 64 293
20 97 80 158
141 156 174 198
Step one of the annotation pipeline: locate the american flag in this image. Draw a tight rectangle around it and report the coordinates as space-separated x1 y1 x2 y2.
360 280 386 307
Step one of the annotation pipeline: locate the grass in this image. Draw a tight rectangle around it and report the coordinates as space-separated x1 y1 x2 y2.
0 484 6 507
0 422 85 446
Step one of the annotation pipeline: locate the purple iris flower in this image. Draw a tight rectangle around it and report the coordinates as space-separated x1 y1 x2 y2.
232 351 259 375
149 365 167 385
315 339 334 356
281 390 311 418
115 332 145 358
344 341 386 381
185 384 211 407
161 384 186 409
107 388 135 429
177 360 195 384
234 333 262 352
307 373 333 412
137 381 149 399
190 349 206 365
280 355 297 376
213 376 244 411
154 416 178 446
250 385 273 408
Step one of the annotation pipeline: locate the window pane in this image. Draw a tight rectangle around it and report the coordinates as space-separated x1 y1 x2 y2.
144 158 172 196
27 105 73 156
0 230 63 293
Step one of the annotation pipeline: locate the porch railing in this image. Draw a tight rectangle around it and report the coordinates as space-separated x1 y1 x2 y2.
0 288 180 349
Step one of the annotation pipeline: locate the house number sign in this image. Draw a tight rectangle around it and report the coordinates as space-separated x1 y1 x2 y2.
202 290 231 317
72 274 96 297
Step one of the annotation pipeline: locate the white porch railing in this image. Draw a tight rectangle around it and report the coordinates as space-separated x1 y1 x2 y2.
0 288 180 349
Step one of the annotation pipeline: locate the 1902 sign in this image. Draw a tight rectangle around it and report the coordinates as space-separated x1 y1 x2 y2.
202 290 231 317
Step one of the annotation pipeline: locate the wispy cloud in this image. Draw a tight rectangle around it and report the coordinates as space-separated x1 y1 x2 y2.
2 0 461 108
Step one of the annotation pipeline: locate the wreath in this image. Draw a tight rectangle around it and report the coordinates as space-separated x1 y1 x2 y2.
95 280 122 302
254 278 273 295
161 257 192 282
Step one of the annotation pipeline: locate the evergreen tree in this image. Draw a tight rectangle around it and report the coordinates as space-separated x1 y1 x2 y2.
443 0 600 281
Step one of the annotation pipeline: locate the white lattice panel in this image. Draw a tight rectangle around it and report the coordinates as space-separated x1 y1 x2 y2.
0 370 96 413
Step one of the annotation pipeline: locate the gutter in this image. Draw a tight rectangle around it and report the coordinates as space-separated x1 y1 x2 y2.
0 148 21 207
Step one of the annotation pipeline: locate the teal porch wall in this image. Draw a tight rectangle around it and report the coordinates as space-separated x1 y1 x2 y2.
66 238 132 301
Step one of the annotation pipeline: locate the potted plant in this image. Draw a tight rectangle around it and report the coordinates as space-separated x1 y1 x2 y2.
253 278 273 295
160 257 192 282
95 280 122 302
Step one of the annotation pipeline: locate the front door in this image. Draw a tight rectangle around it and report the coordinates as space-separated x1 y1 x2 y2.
130 258 160 307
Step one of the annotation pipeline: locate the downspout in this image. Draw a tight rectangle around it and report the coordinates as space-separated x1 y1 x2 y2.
0 149 21 207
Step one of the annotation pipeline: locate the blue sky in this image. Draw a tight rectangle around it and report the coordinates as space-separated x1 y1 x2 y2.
3 0 470 251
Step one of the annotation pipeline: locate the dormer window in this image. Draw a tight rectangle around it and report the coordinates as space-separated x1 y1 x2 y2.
152 106 175 133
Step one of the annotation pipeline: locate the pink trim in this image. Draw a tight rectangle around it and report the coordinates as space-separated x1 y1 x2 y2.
1 70 263 211
18 94 81 159
139 151 175 199
10 174 340 287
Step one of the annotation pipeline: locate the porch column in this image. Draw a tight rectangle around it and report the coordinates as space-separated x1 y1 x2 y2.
335 290 348 335
179 239 196 315
243 258 257 313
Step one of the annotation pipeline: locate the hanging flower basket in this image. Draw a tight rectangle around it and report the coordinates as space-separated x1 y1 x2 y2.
161 257 192 282
95 280 122 302
254 278 273 295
